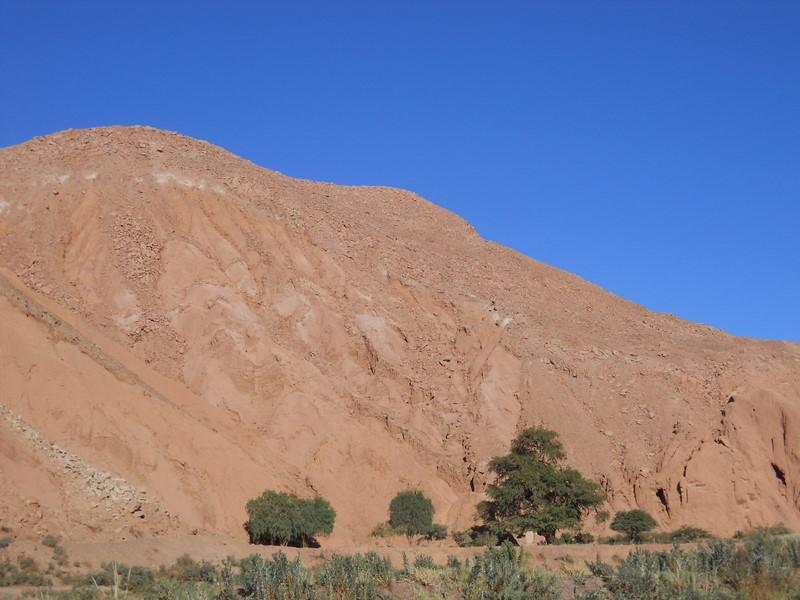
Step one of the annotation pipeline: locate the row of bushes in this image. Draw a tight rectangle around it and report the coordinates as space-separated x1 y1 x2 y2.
245 429 710 549
10 530 800 599
451 523 715 547
246 489 449 547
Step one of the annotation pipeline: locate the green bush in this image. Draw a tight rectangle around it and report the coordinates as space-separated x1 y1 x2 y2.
0 536 11 549
423 523 448 540
650 525 712 544
574 532 595 544
610 509 657 542
17 555 40 573
160 554 217 582
389 491 435 535
317 552 394 599
373 491 447 541
41 534 60 548
238 552 315 599
460 543 560 600
369 522 395 537
246 490 335 547
53 545 69 567
452 525 512 547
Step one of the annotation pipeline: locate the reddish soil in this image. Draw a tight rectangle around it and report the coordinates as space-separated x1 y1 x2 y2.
0 126 798 552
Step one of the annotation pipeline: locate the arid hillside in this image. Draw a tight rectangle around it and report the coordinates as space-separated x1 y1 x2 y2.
1 126 798 544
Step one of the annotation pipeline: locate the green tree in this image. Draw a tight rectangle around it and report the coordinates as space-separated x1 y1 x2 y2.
477 427 605 544
245 490 335 547
389 490 435 536
610 509 657 542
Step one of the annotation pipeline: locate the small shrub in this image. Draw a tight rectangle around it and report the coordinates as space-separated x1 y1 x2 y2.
317 552 394 599
369 522 395 537
453 525 511 547
650 525 712 544
610 510 657 542
239 552 314 599
17 555 39 573
160 554 217 582
414 555 436 569
389 491 435 536
53 545 69 566
41 534 60 548
423 523 448 540
574 532 595 544
0 537 11 549
460 543 560 600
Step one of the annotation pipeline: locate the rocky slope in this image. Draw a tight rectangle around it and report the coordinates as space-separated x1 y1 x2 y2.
0 126 798 543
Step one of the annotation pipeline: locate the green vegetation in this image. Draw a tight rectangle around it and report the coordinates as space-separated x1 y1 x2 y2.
458 543 560 600
389 490 433 535
586 528 800 600
3 530 800 600
650 525 712 544
0 554 51 587
41 534 61 548
557 531 595 545
610 509 657 542
598 525 714 545
734 523 791 539
476 427 606 543
0 536 11 549
245 490 335 547
371 490 448 541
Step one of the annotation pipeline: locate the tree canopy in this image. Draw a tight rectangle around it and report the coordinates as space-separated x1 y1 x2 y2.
245 490 335 547
477 427 605 543
610 509 657 542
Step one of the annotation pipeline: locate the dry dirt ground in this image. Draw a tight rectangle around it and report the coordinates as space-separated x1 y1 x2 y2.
0 126 798 549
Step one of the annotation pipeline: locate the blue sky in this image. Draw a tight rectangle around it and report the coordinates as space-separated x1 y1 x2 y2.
1 1 798 341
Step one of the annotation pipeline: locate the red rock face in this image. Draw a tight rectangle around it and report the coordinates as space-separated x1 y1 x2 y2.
0 126 798 543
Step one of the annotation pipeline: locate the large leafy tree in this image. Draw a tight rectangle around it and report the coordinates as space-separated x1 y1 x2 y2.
477 427 605 543
246 490 335 547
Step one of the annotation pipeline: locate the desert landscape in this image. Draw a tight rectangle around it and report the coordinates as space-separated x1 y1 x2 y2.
1 126 799 598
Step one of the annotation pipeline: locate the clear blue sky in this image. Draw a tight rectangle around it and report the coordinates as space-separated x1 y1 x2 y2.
1 1 798 341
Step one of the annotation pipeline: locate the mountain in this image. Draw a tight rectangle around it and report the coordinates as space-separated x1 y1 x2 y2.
1 126 798 544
